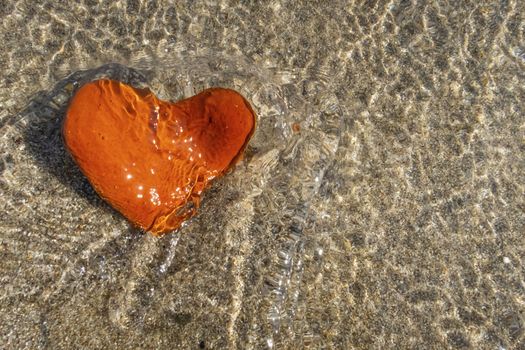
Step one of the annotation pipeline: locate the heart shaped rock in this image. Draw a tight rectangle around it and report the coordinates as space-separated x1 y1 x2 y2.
63 79 255 235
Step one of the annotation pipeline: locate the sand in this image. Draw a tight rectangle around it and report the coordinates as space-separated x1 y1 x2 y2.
1 1 524 349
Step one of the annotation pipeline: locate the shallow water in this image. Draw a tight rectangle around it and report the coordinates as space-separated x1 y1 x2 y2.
1 1 524 349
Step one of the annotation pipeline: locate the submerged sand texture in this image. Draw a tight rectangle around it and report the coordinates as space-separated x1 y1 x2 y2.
1 1 524 349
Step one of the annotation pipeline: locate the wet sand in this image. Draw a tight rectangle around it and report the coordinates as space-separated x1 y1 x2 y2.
1 1 524 349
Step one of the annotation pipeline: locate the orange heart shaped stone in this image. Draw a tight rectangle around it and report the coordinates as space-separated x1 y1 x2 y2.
63 79 255 235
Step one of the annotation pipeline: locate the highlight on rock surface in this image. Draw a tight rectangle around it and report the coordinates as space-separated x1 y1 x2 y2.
63 79 256 235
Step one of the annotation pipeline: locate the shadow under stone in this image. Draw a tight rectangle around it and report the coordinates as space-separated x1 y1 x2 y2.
21 63 153 208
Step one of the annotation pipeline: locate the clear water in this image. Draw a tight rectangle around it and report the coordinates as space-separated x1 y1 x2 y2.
1 1 524 349
2 52 344 348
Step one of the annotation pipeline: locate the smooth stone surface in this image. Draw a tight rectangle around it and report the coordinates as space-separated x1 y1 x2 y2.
63 79 255 235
